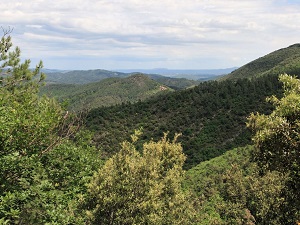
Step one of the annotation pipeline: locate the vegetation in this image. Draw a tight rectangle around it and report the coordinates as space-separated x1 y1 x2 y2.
86 74 282 169
44 69 201 89
84 130 196 224
45 69 128 84
222 43 300 80
2 30 300 224
185 145 287 224
183 74 300 224
40 74 173 110
146 74 201 90
247 74 300 223
0 29 102 224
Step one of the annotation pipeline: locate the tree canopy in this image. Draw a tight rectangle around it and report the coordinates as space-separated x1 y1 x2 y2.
247 74 300 223
84 130 197 224
0 29 101 224
2 29 300 224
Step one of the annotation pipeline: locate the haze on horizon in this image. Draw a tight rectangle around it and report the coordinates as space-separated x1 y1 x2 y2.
2 0 300 71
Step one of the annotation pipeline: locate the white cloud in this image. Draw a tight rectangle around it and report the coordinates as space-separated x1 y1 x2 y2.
1 0 300 69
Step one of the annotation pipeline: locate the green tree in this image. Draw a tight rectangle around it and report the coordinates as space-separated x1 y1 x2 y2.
0 28 63 224
0 29 101 224
85 130 196 224
247 73 300 223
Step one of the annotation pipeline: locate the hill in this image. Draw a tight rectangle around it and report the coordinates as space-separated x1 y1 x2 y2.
222 43 300 80
85 74 282 169
118 68 237 80
184 145 286 224
40 74 173 110
44 69 201 90
146 74 201 90
45 69 128 84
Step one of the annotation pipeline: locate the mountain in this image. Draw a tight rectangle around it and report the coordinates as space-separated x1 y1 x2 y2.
43 44 299 169
40 74 173 110
118 68 237 80
44 69 201 89
146 74 201 90
45 69 129 84
222 43 300 80
85 74 282 169
84 44 300 169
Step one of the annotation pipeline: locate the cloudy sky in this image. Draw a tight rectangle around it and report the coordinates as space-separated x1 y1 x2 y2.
2 0 300 70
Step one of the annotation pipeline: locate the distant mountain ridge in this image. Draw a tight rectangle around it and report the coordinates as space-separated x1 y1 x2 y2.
83 43 300 169
44 68 236 85
44 69 202 90
222 43 300 80
117 68 237 80
86 73 282 169
45 69 128 84
40 73 173 110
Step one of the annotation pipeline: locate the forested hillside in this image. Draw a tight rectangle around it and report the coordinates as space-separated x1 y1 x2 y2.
184 74 300 224
2 31 300 224
184 145 287 224
222 43 300 80
45 69 128 84
86 74 282 169
45 69 201 89
40 74 173 110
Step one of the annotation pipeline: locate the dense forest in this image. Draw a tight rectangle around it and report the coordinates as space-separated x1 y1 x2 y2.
222 43 300 80
40 74 173 110
86 74 282 169
1 31 300 224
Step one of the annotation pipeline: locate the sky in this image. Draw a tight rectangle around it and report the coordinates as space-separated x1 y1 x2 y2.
2 0 300 70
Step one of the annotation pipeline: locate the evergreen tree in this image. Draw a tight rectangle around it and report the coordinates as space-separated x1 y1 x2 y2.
0 29 101 224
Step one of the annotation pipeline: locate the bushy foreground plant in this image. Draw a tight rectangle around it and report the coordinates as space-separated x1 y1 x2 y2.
83 130 197 225
247 74 300 223
0 29 101 224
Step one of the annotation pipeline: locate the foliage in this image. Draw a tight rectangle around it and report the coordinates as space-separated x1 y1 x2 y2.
2 29 299 224
185 146 286 224
0 30 102 224
86 74 282 169
40 74 173 111
149 75 201 90
247 74 300 223
45 69 128 84
222 44 300 80
45 69 200 89
84 131 197 224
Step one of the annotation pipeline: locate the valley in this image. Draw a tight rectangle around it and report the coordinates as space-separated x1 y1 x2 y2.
2 34 300 224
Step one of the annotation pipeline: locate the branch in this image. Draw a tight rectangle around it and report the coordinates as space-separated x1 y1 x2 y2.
38 111 83 156
1 26 14 36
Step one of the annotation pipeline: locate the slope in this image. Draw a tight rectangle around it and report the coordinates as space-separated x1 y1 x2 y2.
85 74 282 169
184 145 285 224
222 43 300 80
40 74 173 110
44 69 201 90
45 69 128 84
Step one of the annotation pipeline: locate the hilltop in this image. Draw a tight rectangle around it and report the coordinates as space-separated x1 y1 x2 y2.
45 69 128 84
4 29 300 224
40 74 173 110
118 68 236 80
44 69 201 89
44 68 230 84
222 43 300 80
83 44 300 169
86 74 282 169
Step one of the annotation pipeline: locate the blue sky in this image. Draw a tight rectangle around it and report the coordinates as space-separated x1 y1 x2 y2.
2 0 300 70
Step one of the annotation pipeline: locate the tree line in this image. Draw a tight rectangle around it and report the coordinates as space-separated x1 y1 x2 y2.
1 31 299 224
